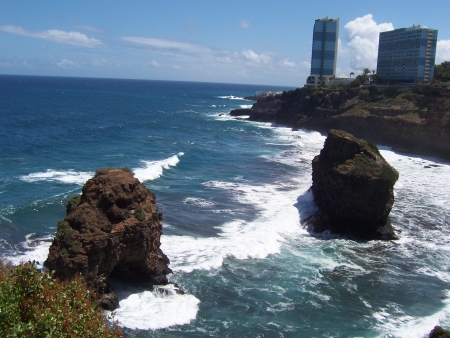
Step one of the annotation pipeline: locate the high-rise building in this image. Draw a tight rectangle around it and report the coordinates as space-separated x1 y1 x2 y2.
376 25 438 83
306 17 339 87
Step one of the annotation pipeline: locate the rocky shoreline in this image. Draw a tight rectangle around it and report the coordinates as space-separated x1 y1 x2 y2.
231 85 450 161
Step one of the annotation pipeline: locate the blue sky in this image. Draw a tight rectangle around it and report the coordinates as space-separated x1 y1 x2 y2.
1 0 449 87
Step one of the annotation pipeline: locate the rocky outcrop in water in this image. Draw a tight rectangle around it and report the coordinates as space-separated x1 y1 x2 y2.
44 168 172 310
305 130 399 240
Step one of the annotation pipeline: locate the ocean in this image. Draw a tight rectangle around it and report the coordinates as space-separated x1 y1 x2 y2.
1 75 449 338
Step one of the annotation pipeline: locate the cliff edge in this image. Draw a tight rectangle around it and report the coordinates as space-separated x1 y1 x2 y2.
305 130 399 240
230 85 450 160
44 168 172 310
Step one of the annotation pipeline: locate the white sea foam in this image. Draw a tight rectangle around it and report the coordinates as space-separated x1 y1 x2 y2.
161 128 326 274
113 284 200 330
183 197 215 207
240 104 253 108
7 234 52 267
216 95 247 100
373 294 450 338
20 169 93 185
133 153 184 182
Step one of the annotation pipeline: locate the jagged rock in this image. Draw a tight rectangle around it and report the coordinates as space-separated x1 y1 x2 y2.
44 168 172 310
305 130 399 240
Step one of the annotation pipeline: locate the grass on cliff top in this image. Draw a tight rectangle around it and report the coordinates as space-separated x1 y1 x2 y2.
0 260 123 337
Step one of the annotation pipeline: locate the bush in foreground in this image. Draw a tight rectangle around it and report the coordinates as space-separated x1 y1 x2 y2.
0 260 122 337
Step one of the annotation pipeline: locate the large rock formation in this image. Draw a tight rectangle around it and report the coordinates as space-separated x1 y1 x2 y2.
45 168 172 310
305 130 399 240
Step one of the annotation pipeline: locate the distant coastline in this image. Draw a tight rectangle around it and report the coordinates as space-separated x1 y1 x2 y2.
231 84 450 161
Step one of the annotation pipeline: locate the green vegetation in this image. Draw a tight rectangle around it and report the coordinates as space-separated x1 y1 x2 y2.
120 167 132 174
134 206 146 221
94 168 115 177
434 61 450 83
0 260 122 337
335 153 398 184
67 194 81 213
55 221 82 254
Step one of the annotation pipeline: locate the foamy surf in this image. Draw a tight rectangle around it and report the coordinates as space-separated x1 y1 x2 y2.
162 176 310 273
112 284 200 330
217 95 248 100
373 292 450 338
133 152 184 182
6 234 52 267
20 169 93 185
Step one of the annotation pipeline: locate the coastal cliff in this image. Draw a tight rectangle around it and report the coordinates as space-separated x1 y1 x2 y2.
231 85 450 160
305 130 399 240
44 168 172 310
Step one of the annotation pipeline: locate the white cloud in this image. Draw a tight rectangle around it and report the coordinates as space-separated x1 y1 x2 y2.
0 25 102 47
240 19 251 29
436 40 450 64
57 59 77 67
281 59 296 68
148 59 161 68
242 49 271 65
343 14 393 71
120 36 212 54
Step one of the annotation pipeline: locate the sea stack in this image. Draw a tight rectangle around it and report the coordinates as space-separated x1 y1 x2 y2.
305 130 399 240
44 168 172 310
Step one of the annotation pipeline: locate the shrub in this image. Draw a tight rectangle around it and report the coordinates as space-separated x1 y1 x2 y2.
67 194 81 213
121 167 132 174
94 168 115 177
134 206 146 221
0 260 122 337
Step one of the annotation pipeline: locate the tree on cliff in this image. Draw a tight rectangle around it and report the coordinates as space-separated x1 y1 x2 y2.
0 260 123 337
434 61 450 83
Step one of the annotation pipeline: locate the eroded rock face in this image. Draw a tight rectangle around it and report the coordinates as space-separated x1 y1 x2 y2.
44 168 172 310
305 130 399 240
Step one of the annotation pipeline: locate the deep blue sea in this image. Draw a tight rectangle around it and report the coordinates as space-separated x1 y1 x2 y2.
1 75 450 337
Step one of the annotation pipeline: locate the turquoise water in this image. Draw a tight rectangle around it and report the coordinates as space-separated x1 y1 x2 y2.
1 75 450 337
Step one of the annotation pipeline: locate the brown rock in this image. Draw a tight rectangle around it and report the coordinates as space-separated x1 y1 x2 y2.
305 130 399 240
44 168 172 310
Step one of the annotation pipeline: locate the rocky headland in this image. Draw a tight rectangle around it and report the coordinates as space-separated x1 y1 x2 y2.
305 129 399 240
230 85 450 160
44 168 172 310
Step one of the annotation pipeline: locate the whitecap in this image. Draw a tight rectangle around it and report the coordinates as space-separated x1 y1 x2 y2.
112 284 200 330
216 95 247 100
20 169 93 185
133 153 184 182
7 234 53 267
183 197 215 207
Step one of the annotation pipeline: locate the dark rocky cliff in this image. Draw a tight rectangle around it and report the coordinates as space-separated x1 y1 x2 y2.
44 168 172 310
305 130 399 240
230 85 450 160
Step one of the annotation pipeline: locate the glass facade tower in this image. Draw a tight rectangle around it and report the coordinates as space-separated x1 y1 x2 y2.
376 25 438 83
306 17 339 87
